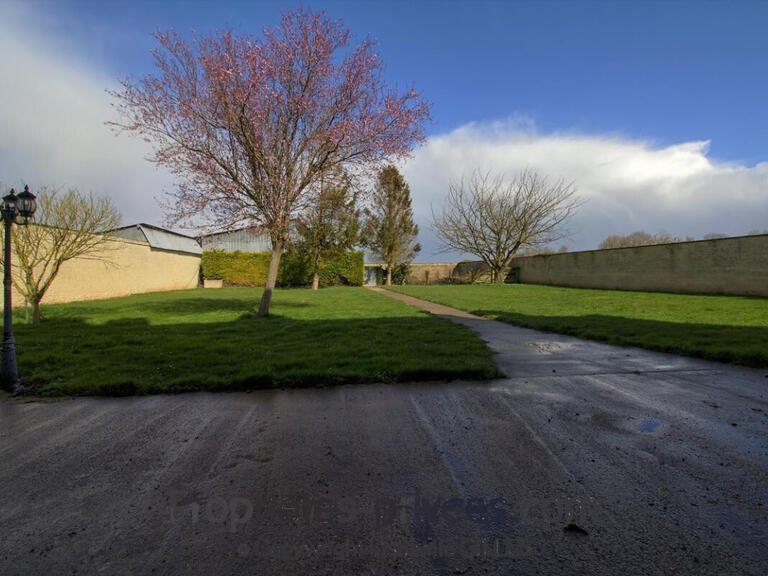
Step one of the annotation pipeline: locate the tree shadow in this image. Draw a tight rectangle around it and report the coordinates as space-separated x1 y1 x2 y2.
29 295 314 326
471 309 768 367
132 297 261 316
15 313 498 397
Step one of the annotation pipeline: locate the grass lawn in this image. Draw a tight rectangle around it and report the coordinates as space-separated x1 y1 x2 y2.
389 284 768 367
14 287 498 396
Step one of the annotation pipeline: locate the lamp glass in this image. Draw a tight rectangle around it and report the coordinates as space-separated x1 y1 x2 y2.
16 187 37 219
2 190 17 214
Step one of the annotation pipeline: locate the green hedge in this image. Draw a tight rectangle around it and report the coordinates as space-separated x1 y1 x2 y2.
202 251 271 286
317 251 364 287
201 250 364 288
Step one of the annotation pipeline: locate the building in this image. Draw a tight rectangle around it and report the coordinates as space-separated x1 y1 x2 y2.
1 223 202 308
364 262 385 286
110 223 203 256
199 227 271 253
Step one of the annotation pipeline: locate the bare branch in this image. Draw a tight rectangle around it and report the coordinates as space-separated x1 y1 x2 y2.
598 230 682 249
431 169 581 282
1 186 121 323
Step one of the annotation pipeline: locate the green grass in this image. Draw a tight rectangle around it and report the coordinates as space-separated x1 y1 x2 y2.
389 284 768 367
15 287 498 396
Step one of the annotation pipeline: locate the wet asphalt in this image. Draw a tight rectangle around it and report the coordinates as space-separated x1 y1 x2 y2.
1 291 767 575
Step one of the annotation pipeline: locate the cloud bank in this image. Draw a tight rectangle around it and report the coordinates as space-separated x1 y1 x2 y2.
403 121 768 259
2 2 767 257
0 2 174 227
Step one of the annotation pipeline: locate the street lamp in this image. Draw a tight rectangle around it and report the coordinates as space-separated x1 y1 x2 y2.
1 186 37 392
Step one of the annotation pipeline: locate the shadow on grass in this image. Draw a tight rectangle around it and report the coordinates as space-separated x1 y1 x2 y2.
472 310 768 367
127 297 262 316
15 312 498 397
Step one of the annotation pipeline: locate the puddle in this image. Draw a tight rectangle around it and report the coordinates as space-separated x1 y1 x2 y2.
526 341 572 354
638 418 662 433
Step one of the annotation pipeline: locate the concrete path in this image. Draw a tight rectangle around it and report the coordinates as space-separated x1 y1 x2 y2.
372 287 762 380
1 290 767 575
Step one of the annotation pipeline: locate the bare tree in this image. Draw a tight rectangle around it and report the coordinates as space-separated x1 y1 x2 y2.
1 187 121 324
432 169 579 282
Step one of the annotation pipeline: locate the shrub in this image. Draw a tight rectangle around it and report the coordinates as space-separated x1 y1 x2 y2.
201 251 271 286
202 250 364 287
318 251 365 286
390 262 411 285
278 248 312 287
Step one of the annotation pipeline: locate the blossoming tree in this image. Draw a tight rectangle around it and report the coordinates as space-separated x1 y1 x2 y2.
111 8 430 315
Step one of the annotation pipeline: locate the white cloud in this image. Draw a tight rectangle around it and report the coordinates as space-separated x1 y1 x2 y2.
403 120 768 258
0 2 173 228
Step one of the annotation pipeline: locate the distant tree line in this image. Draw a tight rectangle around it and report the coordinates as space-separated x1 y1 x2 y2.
598 231 695 250
598 229 768 250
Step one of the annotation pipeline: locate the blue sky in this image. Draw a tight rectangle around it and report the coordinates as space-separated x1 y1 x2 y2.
1 0 767 257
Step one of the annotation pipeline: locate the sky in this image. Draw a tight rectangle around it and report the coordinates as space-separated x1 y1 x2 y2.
1 0 767 260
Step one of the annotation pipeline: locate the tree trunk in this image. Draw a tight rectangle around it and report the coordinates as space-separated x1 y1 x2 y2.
385 266 392 286
311 254 321 291
258 239 283 317
32 298 41 324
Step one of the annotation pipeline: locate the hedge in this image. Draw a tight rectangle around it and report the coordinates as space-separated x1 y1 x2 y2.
201 251 270 286
201 250 364 287
316 251 365 287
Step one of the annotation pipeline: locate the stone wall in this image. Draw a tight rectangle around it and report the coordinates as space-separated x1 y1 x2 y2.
407 263 460 284
3 235 200 308
510 234 768 296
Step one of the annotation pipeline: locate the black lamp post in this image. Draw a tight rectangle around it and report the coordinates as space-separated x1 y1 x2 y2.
1 186 37 393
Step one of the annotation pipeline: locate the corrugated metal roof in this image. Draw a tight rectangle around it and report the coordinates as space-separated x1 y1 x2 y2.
111 224 202 255
139 224 202 255
200 227 271 253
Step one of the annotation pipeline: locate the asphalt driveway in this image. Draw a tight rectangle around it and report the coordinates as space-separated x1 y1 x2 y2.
1 293 767 575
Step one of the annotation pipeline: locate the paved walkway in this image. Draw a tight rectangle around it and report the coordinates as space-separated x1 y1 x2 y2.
371 286 762 380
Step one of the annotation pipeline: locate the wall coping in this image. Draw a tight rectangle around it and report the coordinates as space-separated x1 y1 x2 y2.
512 233 768 261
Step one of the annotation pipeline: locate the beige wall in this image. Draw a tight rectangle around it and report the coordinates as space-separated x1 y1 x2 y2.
408 263 459 284
511 234 768 297
3 236 200 308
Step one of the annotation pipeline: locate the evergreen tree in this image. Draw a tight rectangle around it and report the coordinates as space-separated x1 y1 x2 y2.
363 166 420 285
295 168 360 290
